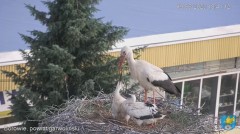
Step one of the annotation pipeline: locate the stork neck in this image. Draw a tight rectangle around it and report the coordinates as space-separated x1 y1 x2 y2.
115 84 122 95
131 95 136 102
126 52 135 67
126 52 137 80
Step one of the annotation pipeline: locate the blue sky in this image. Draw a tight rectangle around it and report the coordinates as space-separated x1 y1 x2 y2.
1 0 240 52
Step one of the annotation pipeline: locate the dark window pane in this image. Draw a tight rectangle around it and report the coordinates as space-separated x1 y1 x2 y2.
201 77 218 114
11 90 17 103
237 75 240 112
0 92 5 105
12 90 17 96
219 74 237 115
166 82 182 105
175 82 182 92
184 79 200 109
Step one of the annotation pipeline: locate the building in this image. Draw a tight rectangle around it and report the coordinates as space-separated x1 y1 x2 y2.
0 51 26 118
111 24 240 118
1 24 240 132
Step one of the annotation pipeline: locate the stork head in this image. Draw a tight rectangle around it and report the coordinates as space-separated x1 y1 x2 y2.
118 46 132 74
115 81 124 92
120 46 132 58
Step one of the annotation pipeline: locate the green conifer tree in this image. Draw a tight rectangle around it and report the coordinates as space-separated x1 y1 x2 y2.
3 0 127 129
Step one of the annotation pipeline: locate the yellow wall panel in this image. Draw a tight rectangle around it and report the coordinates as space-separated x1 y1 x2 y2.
109 51 120 57
0 64 24 91
0 110 11 118
1 36 240 91
110 35 240 68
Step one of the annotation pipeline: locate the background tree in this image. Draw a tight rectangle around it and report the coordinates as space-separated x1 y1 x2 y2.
3 0 127 128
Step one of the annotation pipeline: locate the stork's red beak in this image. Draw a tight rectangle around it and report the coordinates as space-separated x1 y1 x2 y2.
118 54 125 75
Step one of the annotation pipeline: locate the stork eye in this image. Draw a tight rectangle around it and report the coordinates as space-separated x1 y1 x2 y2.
123 51 126 55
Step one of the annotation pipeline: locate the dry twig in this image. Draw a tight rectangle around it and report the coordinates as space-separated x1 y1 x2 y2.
38 93 220 134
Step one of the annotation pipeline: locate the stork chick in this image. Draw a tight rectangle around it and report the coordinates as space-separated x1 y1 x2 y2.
111 81 131 125
122 94 166 126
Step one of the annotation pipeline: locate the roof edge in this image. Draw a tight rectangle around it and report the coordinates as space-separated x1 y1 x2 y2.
111 24 240 51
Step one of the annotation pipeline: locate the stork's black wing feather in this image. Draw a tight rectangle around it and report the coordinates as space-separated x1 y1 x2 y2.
151 80 181 97
160 72 182 95
134 112 164 120
164 71 172 81
145 102 154 107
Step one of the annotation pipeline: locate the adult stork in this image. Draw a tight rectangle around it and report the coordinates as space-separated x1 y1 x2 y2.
118 46 181 104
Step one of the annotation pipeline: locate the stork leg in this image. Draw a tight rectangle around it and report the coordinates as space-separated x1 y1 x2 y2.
153 90 156 104
125 115 130 126
147 123 155 128
144 89 147 103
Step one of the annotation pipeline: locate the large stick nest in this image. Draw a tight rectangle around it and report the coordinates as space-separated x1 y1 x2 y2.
38 92 220 134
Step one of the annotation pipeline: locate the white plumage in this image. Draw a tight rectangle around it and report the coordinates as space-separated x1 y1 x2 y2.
121 94 166 126
118 46 181 103
111 82 128 120
111 82 166 126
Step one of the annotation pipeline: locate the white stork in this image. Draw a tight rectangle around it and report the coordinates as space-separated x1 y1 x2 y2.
111 82 166 126
122 94 166 126
118 46 181 104
111 81 129 121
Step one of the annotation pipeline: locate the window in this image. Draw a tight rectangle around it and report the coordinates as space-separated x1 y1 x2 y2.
236 75 240 112
220 58 235 70
219 74 237 115
201 77 218 114
175 82 182 93
11 90 17 103
0 92 5 105
164 58 239 79
236 57 240 69
12 90 17 98
167 82 182 105
183 79 200 109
